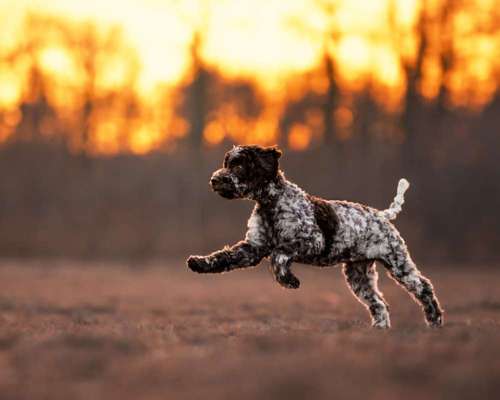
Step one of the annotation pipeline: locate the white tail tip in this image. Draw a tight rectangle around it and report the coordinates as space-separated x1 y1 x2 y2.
381 178 410 220
398 178 410 194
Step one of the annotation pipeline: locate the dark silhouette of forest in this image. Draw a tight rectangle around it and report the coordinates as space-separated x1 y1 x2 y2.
0 6 498 264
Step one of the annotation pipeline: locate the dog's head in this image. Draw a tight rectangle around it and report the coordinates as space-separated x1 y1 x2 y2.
210 145 282 199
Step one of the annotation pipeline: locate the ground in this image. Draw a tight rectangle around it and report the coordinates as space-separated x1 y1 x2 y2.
0 260 499 400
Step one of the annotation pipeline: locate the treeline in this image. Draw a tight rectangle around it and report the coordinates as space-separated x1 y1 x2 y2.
0 134 498 263
0 5 499 263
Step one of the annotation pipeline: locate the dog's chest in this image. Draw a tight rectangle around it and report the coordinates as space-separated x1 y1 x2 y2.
251 190 324 255
272 194 315 240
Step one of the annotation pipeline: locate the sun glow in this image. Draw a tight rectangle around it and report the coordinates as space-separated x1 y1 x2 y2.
0 0 499 154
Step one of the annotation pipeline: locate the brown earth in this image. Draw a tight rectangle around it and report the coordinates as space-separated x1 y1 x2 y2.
0 259 499 400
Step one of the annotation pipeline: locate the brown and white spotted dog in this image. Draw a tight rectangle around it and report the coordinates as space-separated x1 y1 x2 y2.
187 145 443 328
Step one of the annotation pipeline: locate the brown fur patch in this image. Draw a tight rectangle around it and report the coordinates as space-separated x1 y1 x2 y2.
307 195 339 257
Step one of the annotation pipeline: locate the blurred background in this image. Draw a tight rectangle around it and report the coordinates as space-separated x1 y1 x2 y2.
0 0 498 264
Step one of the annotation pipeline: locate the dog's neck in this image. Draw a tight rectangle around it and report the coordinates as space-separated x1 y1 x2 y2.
251 171 291 206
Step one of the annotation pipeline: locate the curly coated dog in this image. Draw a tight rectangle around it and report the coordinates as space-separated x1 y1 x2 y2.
187 145 443 328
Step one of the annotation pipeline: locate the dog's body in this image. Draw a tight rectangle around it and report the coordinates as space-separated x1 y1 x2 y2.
187 145 443 328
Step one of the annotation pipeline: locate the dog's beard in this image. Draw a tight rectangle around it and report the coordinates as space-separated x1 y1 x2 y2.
216 188 238 199
210 169 252 200
211 183 240 199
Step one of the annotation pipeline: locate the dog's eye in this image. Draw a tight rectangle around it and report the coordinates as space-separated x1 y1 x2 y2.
233 165 244 174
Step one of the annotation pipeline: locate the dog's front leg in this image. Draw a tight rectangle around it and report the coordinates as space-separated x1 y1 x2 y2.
187 241 267 274
270 252 300 289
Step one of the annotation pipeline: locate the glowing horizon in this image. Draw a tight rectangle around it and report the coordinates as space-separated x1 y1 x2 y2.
3 0 419 93
0 0 499 154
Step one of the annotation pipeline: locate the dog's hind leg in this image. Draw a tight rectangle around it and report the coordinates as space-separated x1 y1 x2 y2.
380 245 443 327
343 261 391 328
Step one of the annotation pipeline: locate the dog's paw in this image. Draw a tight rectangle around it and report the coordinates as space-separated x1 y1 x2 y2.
372 319 391 329
276 271 301 289
187 256 210 273
427 314 444 328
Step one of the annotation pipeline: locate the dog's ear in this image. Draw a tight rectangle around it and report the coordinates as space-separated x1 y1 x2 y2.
257 145 281 179
264 146 282 159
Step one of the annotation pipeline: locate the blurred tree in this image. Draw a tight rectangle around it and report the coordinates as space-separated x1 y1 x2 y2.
285 0 342 148
182 32 210 149
6 19 59 144
15 63 55 143
435 0 456 115
322 52 339 146
62 23 140 155
389 0 458 164
20 16 140 155
315 0 341 147
390 0 429 159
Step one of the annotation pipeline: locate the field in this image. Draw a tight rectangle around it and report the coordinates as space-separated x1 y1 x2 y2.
0 259 499 400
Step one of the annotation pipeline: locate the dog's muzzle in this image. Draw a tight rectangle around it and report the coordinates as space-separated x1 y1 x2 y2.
210 169 238 199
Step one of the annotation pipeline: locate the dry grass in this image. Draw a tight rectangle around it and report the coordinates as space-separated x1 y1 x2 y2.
0 259 499 399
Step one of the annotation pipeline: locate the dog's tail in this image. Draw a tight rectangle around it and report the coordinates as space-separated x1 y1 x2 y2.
379 178 410 220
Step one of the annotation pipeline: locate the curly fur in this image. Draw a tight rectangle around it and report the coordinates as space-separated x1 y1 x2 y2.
187 145 443 328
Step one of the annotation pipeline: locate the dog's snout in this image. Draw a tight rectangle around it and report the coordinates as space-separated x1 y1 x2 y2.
209 168 238 199
210 174 231 186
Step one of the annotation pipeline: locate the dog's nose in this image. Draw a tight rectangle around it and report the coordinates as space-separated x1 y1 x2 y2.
211 175 231 186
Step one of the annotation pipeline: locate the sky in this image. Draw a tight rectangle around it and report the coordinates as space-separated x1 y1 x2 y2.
2 0 418 92
0 0 498 153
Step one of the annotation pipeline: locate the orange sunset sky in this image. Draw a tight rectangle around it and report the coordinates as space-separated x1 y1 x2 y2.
0 0 498 153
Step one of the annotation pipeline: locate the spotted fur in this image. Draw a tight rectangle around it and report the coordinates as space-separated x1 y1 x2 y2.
187 145 444 328
343 261 390 328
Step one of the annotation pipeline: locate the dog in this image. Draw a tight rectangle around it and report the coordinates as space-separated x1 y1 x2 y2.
187 145 443 328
